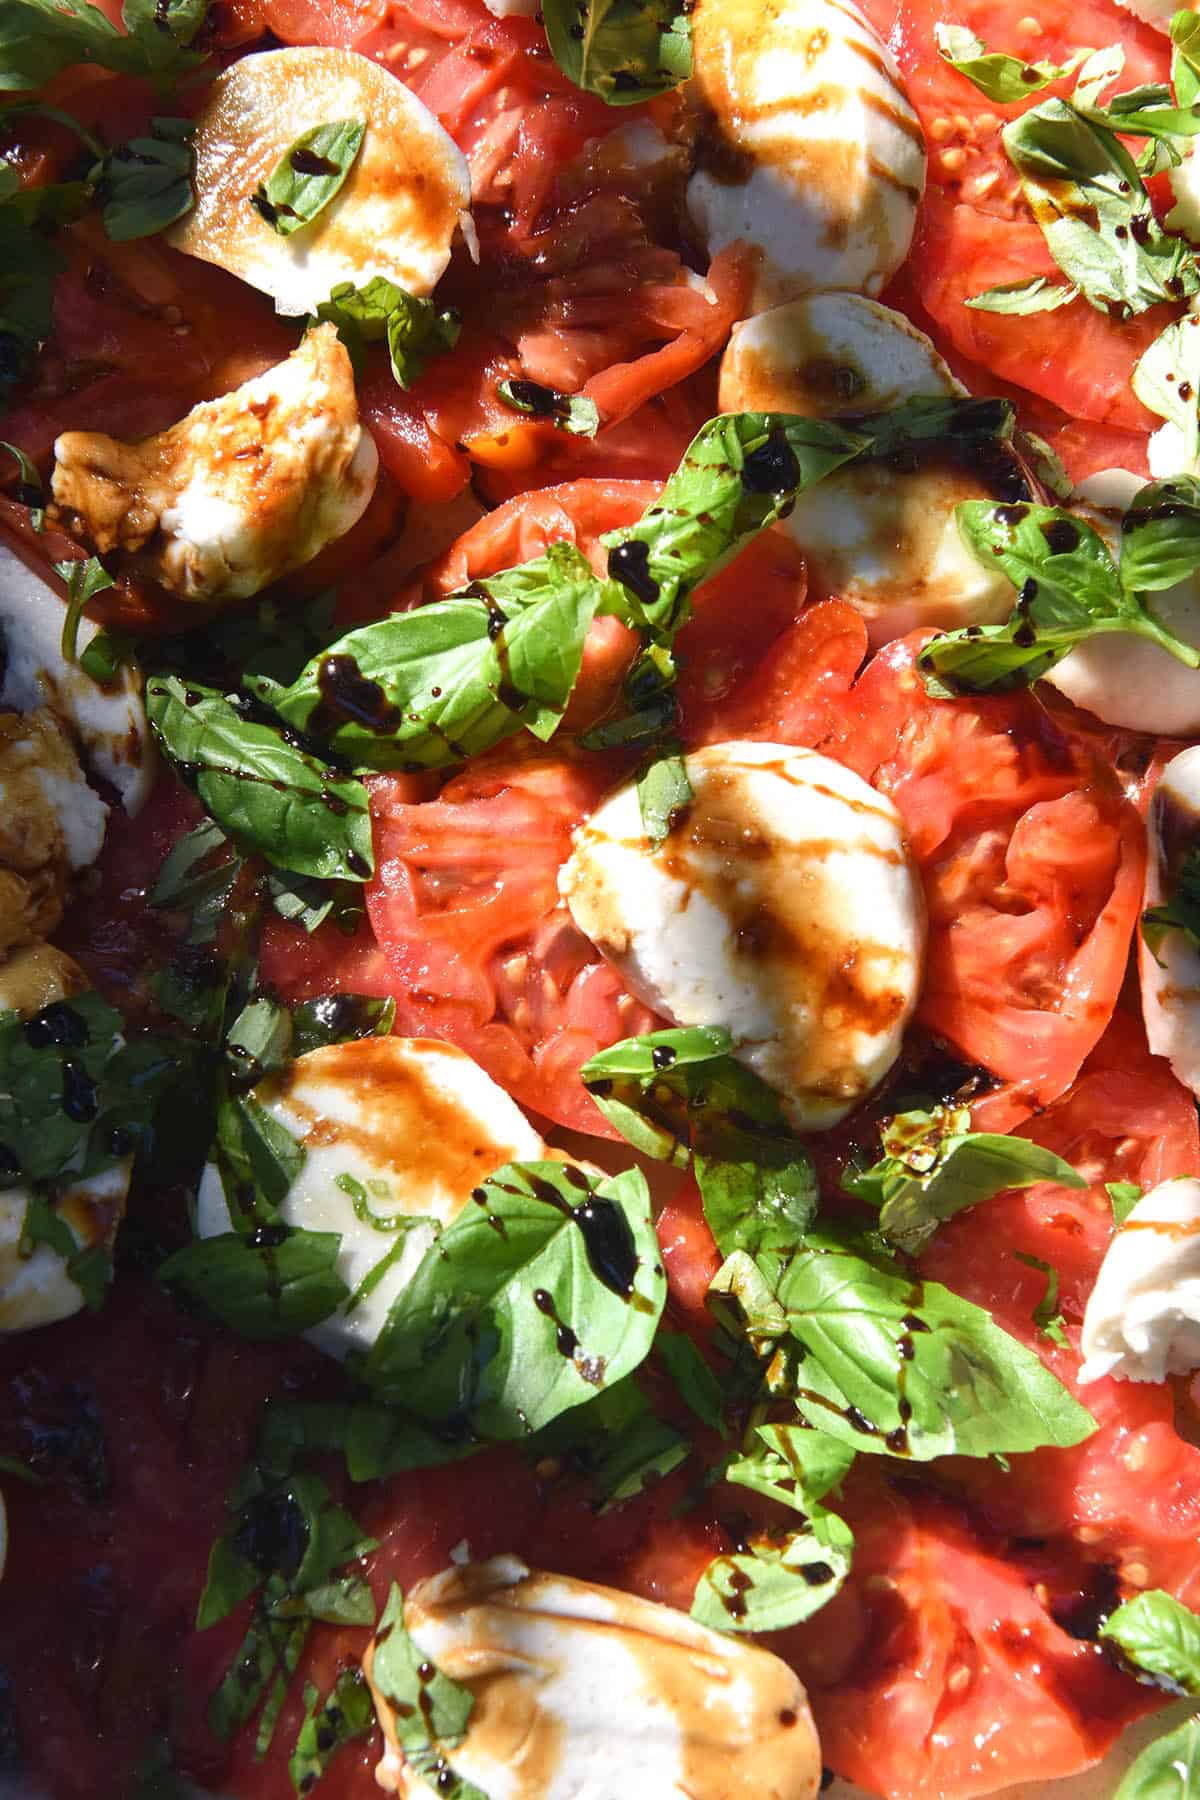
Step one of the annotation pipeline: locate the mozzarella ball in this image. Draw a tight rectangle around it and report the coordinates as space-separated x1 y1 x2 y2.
1043 469 1200 735
686 0 925 311
560 742 925 1131
168 47 473 316
363 1556 821 1800
1141 744 1200 1098
51 326 378 605
1079 1177 1200 1385
719 294 960 417
197 1037 544 1359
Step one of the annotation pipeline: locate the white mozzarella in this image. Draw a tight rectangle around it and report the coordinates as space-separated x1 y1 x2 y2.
0 708 107 959
560 741 925 1132
1168 145 1200 246
482 0 537 14
168 47 473 316
196 1037 544 1359
1140 744 1200 1098
1043 468 1200 734
718 296 1015 645
0 538 153 815
362 1556 821 1800
50 326 377 605
686 0 925 311
1079 1177 1200 1385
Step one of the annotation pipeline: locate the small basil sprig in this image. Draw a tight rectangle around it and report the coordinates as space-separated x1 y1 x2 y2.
146 676 374 882
369 1584 484 1798
53 554 113 662
1013 1250 1069 1346
845 1103 1084 1254
497 377 599 438
252 119 365 237
313 275 459 388
96 116 194 241
0 436 43 522
0 0 208 92
919 494 1200 693
1115 1715 1200 1799
543 0 691 105
933 21 1090 104
580 1027 818 1261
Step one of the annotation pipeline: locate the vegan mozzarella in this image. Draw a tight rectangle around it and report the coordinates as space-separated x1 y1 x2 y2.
196 1037 544 1359
0 536 152 815
362 1556 821 1800
1140 744 1200 1098
718 296 1016 644
50 326 377 606
1043 468 1200 735
168 48 473 316
686 0 925 311
1079 1177 1200 1385
560 741 925 1132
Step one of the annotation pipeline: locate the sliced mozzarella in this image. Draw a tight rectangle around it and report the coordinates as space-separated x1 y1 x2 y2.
718 296 1014 644
0 708 107 959
362 1556 821 1800
1043 468 1200 734
168 47 473 316
1168 145 1200 247
50 326 377 605
1140 744 1200 1097
686 0 925 311
196 1037 544 1359
560 741 925 1132
1079 1177 1200 1385
0 536 152 815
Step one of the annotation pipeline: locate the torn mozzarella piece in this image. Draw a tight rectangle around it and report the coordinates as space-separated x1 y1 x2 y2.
1141 744 1200 1098
0 708 107 959
1079 1177 1200 1385
362 1556 822 1800
1043 469 1200 734
560 741 925 1131
1168 147 1200 248
0 536 152 815
718 296 1016 644
50 326 377 605
686 0 925 310
196 1037 544 1359
168 47 473 316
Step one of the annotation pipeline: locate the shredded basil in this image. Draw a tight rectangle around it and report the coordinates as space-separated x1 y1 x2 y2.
497 377 599 437
313 276 459 388
369 1584 486 1799
1013 1250 1069 1346
97 116 194 241
934 22 1090 104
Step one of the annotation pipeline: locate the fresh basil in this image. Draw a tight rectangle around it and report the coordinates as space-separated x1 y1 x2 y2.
846 1104 1084 1254
543 0 691 105
1115 1715 1200 1799
934 22 1090 104
289 1668 374 1795
291 993 395 1056
692 1426 854 1633
365 1161 665 1437
257 1395 481 1484
1108 1180 1143 1226
159 1227 350 1339
529 1373 689 1506
97 116 194 241
53 555 113 662
1122 477 1200 592
1175 8 1200 109
252 542 600 771
497 377 600 437
21 1195 111 1309
369 1584 485 1800
0 196 63 396
224 996 292 1089
1013 1250 1069 1346
1102 1592 1200 1695
920 497 1200 693
0 0 208 91
145 676 374 882
0 436 43 522
656 1330 728 1434
635 747 690 845
965 275 1079 314
1134 319 1200 471
1144 843 1200 962
252 119 365 238
313 276 459 388
150 820 241 945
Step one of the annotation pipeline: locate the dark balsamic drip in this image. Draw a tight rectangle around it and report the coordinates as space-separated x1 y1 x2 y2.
302 993 384 1040
25 1002 89 1050
607 539 660 607
1052 1563 1121 1643
233 1488 308 1579
741 428 801 495
651 1043 677 1070
532 1287 579 1358
290 146 340 176
1041 518 1081 555
61 1059 98 1124
313 654 402 736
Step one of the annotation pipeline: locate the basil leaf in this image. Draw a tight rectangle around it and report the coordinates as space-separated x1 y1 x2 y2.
1122 477 1200 592
1108 1180 1143 1226
543 0 691 105
252 119 364 238
1013 1250 1069 1346
1115 1715 1200 1799
635 747 690 845
966 275 1079 314
1133 318 1200 471
1084 81 1200 143
1102 1592 1200 1695
365 1161 665 1437
691 1426 854 1633
146 676 374 882
21 1195 112 1309
529 1373 688 1506
1000 99 1199 317
656 1331 728 1434
224 996 292 1088
0 0 207 91
1175 8 1200 109
934 22 1090 103
1144 840 1200 961
215 1092 305 1218
99 117 194 241
253 543 600 771
313 276 459 388
160 1227 349 1339
291 993 395 1056
847 1104 1084 1254
497 377 600 437
288 1668 373 1795
150 819 240 945
0 436 43 523
369 1584 486 1800
53 555 113 662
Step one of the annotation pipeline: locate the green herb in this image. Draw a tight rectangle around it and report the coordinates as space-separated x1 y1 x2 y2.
146 676 374 882
1107 1180 1143 1226
933 22 1090 103
656 1330 727 1434
20 1195 111 1309
369 1584 486 1799
1122 476 1200 593
52 555 114 662
965 275 1079 314
529 1373 689 1506
1174 8 1200 108
1144 843 1200 962
292 993 395 1056
543 0 691 105
98 116 194 241
159 1226 350 1339
1102 1591 1200 1695
1134 320 1200 471
365 1161 665 1437
0 436 43 524
1013 1250 1069 1346
78 628 134 682
497 378 600 437
846 1104 1084 1254
257 1395 481 1484
635 747 691 846
150 819 241 945
313 276 460 388
252 119 365 237
289 1668 374 1795
0 0 208 91
0 174 66 395
224 996 292 1087
1115 1715 1200 1799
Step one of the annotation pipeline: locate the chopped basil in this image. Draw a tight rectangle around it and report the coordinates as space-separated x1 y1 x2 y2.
1108 1180 1143 1226
845 1103 1084 1254
150 820 240 944
0 0 208 92
224 996 293 1088
1175 8 1200 109
0 436 43 524
1013 1250 1069 1346
1122 477 1200 592
52 555 113 663
529 1373 689 1506
1115 1714 1200 1799
634 747 691 845
543 0 691 106
288 1668 374 1795
965 275 1078 314
656 1331 728 1435
258 1396 481 1483
497 377 600 437
252 119 365 237
159 1227 349 1339
1134 318 1200 470
146 676 374 882
933 22 1090 104
215 1092 305 1218
0 199 63 396
21 1195 111 1310
1102 1592 1200 1694
291 993 395 1056
369 1584 485 1800
313 276 460 388
365 1161 665 1438
97 116 194 242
